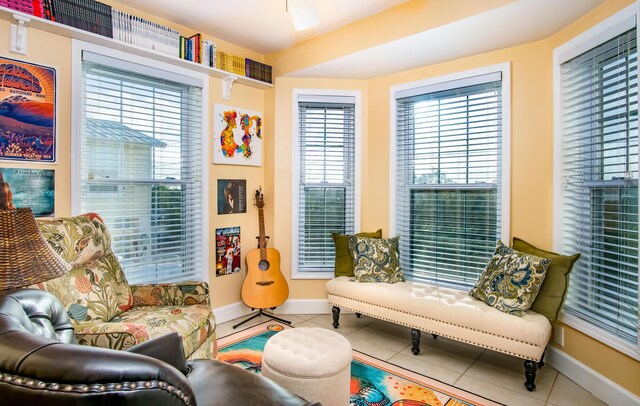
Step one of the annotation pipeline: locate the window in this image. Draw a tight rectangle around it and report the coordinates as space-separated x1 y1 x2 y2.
555 11 639 353
392 67 509 288
292 91 360 278
76 44 206 285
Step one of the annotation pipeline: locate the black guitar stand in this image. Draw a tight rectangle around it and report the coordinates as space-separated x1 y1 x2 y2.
232 307 291 329
232 234 291 330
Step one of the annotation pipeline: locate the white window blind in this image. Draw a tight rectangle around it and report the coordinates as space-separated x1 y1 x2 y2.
296 99 356 272
395 75 503 287
80 52 203 285
559 28 639 345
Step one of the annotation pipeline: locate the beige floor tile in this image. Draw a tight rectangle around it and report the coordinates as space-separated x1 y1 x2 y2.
386 352 462 385
547 374 606 406
288 314 318 320
396 340 480 374
463 350 557 401
349 326 413 353
347 333 404 360
306 313 375 334
455 375 546 406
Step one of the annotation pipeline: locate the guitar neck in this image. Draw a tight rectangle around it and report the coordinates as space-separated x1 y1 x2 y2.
258 206 267 258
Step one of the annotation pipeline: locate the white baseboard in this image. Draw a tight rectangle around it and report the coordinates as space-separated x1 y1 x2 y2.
213 299 332 324
273 299 332 315
547 346 640 406
213 301 252 324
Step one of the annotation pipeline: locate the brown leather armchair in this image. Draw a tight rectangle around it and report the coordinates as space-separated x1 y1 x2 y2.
0 289 318 406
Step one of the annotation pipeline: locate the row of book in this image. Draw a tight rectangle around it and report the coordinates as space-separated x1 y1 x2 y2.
0 0 273 83
112 9 180 57
0 0 43 17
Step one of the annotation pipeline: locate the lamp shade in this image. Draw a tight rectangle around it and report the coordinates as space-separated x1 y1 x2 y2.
0 208 69 290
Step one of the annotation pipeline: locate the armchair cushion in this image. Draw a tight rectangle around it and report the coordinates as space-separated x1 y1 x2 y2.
131 282 210 307
75 304 215 358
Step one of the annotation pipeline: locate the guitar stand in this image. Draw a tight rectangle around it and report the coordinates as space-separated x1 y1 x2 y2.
232 308 291 329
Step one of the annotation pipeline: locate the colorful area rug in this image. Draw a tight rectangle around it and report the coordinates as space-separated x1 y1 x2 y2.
217 321 502 406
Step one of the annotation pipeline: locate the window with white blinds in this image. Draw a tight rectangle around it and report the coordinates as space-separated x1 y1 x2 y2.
79 50 204 285
294 95 357 274
558 26 639 347
394 72 506 287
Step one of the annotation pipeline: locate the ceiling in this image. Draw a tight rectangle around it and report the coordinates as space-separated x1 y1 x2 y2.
286 0 605 79
119 0 411 54
121 0 605 79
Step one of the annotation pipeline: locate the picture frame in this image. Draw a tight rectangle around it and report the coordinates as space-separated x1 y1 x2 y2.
215 226 241 277
213 104 263 166
0 57 57 162
217 179 247 215
0 167 55 216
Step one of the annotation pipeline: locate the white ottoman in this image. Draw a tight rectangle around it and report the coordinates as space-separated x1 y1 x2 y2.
261 327 352 406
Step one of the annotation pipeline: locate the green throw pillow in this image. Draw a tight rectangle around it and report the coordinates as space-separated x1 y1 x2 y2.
469 241 550 317
348 236 405 283
513 237 581 322
333 229 382 277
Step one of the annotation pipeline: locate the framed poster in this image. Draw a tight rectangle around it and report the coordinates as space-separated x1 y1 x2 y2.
215 226 241 277
213 104 263 166
217 179 247 214
0 57 56 162
0 167 54 216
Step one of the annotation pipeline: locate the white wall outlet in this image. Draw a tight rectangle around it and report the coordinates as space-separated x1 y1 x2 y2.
554 325 565 347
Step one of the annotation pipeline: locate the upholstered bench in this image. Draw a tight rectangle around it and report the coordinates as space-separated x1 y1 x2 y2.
262 327 352 406
327 276 552 391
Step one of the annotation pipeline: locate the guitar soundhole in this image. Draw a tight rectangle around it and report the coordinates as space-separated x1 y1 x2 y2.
258 259 270 271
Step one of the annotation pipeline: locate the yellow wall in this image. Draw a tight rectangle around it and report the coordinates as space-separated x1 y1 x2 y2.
0 7 265 308
265 0 639 396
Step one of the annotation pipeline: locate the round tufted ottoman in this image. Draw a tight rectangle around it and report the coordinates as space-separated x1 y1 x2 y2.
261 327 352 406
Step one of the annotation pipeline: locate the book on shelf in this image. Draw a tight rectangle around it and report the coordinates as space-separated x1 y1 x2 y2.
111 8 179 57
40 0 112 38
246 59 272 84
1 0 44 18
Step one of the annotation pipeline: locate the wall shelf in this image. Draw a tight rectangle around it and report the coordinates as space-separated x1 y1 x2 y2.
0 5 273 90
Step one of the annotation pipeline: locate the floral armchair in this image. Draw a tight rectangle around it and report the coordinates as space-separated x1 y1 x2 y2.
31 213 216 360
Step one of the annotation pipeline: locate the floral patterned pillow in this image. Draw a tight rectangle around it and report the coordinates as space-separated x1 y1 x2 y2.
348 236 405 283
469 241 550 317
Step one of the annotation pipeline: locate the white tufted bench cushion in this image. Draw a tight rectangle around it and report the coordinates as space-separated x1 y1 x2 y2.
261 327 352 406
326 276 552 361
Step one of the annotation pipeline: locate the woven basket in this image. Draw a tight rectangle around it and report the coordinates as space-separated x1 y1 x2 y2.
0 208 70 290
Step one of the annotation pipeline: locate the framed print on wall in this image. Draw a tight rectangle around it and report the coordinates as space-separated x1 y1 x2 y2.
0 167 54 216
217 179 247 215
215 226 241 277
213 103 263 166
0 57 56 162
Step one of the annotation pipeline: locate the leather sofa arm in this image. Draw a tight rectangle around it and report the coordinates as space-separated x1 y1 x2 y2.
130 281 210 307
1 330 195 406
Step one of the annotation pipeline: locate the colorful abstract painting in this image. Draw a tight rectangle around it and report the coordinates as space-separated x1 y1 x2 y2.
0 57 56 162
213 104 263 166
218 322 503 406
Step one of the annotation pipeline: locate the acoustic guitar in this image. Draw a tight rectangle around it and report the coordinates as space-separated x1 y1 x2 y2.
241 189 289 310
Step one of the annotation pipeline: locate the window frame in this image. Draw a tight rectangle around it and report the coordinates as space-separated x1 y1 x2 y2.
291 88 362 280
389 63 512 287
553 3 640 360
71 39 210 285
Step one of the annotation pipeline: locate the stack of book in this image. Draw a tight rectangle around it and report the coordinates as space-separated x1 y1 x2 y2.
44 0 113 38
246 59 272 84
1 0 44 18
112 9 179 57
202 39 216 68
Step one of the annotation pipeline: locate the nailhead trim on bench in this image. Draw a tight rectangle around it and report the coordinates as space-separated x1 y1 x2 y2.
329 294 542 361
0 372 191 404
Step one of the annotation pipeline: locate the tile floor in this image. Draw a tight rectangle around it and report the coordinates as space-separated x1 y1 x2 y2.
216 313 607 406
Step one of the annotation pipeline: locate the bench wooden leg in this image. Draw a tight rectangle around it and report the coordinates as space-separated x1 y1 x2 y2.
355 312 362 318
537 350 546 369
432 334 438 340
411 329 421 355
524 360 537 391
332 306 340 328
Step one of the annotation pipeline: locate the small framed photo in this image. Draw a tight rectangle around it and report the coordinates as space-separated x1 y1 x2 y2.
217 179 246 215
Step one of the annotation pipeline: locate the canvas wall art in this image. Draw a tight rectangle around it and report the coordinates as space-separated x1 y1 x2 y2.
0 57 56 162
0 167 54 216
216 226 241 277
213 104 263 166
217 179 247 215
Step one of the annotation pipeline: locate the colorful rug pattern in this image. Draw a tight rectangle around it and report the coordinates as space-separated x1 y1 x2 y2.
217 322 502 406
